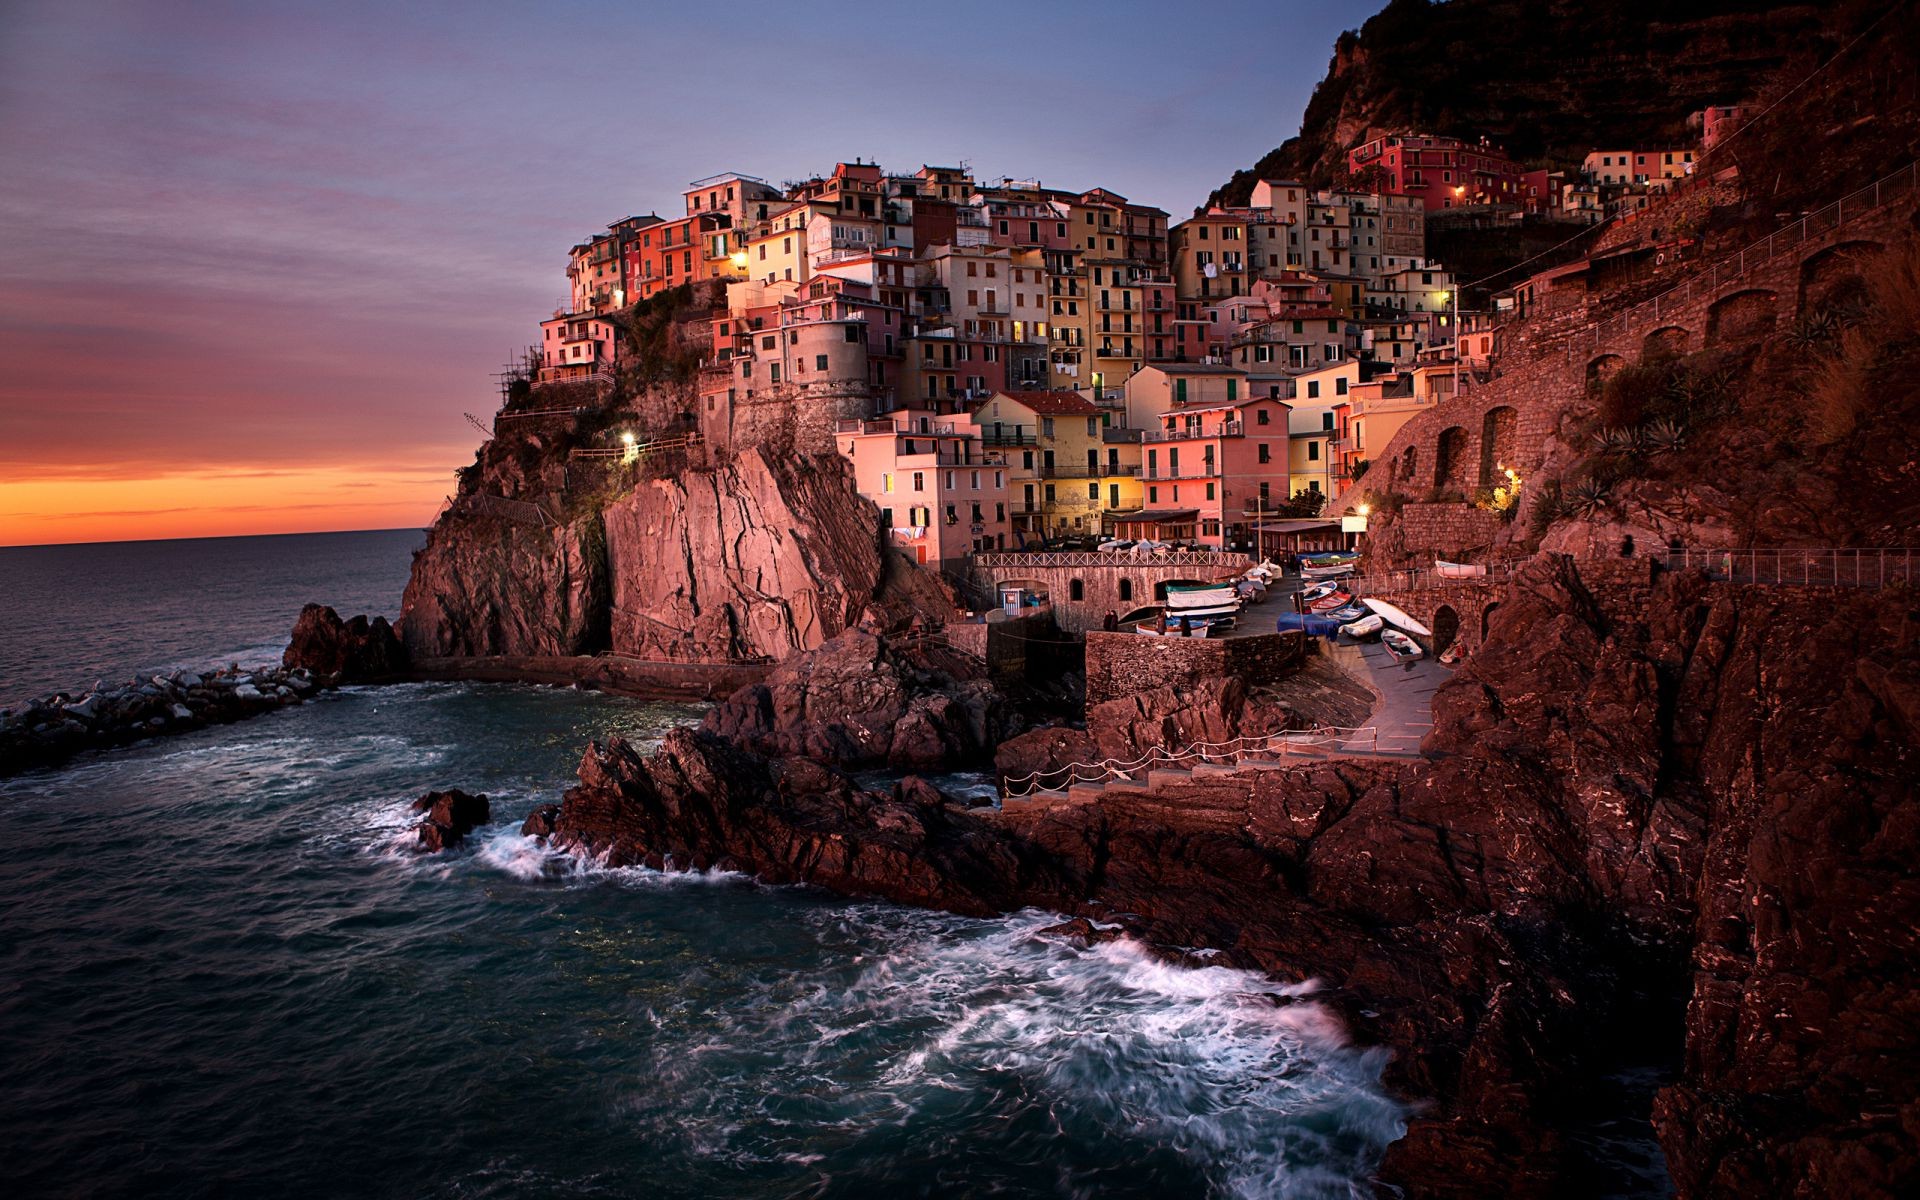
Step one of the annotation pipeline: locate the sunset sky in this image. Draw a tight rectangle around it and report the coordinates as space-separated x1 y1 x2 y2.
0 0 1373 546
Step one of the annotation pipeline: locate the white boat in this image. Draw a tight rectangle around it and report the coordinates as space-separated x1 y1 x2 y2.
1302 562 1357 579
1166 584 1239 610
1299 581 1340 603
1382 629 1424 659
1434 559 1487 579
1341 613 1384 638
1363 597 1434 638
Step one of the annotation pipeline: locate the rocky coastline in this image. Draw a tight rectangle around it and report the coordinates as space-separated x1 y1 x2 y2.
522 554 1920 1198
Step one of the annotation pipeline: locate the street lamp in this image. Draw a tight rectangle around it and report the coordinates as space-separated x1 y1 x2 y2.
1434 287 1461 401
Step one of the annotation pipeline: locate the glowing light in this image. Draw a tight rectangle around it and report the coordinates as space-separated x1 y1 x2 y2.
620 431 636 445
1357 503 1372 517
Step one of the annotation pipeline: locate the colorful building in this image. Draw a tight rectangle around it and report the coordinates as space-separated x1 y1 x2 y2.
836 409 1010 566
1347 132 1525 211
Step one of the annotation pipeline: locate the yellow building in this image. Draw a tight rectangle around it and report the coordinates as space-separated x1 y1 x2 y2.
973 390 1106 542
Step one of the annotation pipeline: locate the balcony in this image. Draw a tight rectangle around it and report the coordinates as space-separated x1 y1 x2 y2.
1142 421 1243 442
1142 462 1222 480
1103 427 1142 444
980 430 1038 446
1100 463 1142 477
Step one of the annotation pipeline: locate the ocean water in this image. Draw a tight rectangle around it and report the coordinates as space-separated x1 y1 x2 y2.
0 531 1406 1198
0 528 422 705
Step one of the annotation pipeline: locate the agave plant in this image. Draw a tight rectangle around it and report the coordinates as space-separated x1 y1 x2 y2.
1588 426 1640 455
1564 477 1613 518
1644 417 1688 454
1786 310 1841 349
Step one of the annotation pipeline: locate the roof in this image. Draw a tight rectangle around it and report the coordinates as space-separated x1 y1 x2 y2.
1154 362 1244 375
996 390 1098 416
1117 509 1200 522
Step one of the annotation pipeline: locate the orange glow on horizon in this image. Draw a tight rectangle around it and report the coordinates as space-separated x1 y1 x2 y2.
0 464 454 547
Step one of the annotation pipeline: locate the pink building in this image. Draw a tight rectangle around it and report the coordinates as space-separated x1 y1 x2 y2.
538 309 622 383
1347 132 1524 212
1131 396 1291 548
836 409 1011 566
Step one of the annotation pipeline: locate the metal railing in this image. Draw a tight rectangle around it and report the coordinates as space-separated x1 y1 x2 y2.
1664 547 1918 588
1001 723 1381 799
1587 160 1918 349
1345 560 1525 595
1143 421 1242 442
972 549 1250 569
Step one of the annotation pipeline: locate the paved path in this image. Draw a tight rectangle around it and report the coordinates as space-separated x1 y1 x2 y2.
1271 575 1449 760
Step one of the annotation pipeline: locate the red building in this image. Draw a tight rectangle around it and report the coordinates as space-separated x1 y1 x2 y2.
1347 133 1524 212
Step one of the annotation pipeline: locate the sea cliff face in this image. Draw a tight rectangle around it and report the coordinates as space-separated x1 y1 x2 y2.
538 555 1920 1197
399 431 942 666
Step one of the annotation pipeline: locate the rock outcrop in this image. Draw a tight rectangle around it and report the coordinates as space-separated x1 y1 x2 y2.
408 788 490 852
283 604 408 681
400 507 611 660
702 628 1013 770
600 450 950 663
545 555 1920 1198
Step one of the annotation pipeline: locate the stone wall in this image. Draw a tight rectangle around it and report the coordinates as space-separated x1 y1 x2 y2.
1364 555 1663 657
969 551 1253 634
1084 630 1305 704
1355 189 1915 566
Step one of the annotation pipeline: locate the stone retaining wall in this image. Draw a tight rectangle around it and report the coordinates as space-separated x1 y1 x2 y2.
1084 630 1305 704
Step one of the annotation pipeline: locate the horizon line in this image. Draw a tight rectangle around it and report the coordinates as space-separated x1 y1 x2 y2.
0 525 426 551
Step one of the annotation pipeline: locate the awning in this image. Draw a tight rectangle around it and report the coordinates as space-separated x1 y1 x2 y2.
1118 509 1200 523
1252 519 1341 533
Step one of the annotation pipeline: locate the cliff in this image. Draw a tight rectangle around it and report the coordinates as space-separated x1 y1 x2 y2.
540 556 1920 1197
398 295 949 665
1211 0 1831 204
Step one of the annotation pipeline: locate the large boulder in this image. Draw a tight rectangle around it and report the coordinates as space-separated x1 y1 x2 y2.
408 788 490 852
283 604 407 681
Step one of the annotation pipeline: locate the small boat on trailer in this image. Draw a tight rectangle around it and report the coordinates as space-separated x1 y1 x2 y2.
1381 629 1424 660
1341 613 1384 638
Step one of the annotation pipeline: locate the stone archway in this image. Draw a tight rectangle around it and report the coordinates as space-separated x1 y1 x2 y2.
1799 240 1883 315
1642 325 1689 360
1586 353 1625 392
1397 444 1418 488
1707 289 1778 346
1478 405 1518 486
1435 426 1470 490
1431 604 1460 657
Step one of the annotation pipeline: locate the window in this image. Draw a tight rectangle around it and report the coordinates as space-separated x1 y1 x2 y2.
1069 579 1085 601
913 472 925 492
815 354 829 371
1258 444 1271 463
1118 579 1133 601
1307 380 1320 399
1335 377 1348 395
1256 408 1270 425
845 325 860 342
1307 443 1320 461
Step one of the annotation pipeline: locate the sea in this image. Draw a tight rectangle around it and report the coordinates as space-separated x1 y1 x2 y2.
0 529 1405 1198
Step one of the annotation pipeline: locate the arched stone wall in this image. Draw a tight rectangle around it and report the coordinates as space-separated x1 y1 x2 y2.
1642 325 1689 360
1435 426 1470 490
1397 444 1418 489
1478 406 1518 486
1798 240 1883 313
1706 288 1778 346
1431 604 1460 656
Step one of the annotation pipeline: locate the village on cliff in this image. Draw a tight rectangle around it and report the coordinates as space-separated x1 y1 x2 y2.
531 121 1734 570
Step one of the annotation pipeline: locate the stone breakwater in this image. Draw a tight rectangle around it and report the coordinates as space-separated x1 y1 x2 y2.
0 665 333 777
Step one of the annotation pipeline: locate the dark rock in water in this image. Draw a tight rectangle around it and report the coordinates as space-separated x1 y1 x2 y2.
519 803 561 840
408 788 490 852
283 604 407 682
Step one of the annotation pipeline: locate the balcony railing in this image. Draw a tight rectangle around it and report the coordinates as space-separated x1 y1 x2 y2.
1142 462 1221 480
980 431 1038 446
1142 421 1243 442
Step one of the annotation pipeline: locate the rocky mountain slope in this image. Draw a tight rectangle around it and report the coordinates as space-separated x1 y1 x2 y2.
1211 0 1832 204
535 555 1920 1197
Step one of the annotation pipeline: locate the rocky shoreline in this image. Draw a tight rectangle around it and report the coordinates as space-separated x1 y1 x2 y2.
519 554 1920 1198
0 663 334 777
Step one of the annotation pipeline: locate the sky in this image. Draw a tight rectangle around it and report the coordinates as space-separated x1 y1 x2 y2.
0 0 1379 546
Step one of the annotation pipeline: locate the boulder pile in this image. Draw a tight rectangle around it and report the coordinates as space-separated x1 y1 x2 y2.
0 665 330 776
